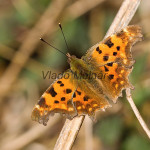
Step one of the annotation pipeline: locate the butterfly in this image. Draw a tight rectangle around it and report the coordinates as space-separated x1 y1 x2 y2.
31 25 143 126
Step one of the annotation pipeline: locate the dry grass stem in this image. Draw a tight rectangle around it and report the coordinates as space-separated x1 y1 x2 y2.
54 0 143 149
126 88 150 139
105 0 141 38
85 117 93 150
65 0 105 19
53 116 85 150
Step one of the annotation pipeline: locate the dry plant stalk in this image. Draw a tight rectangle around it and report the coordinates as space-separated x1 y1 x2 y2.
126 88 150 138
65 0 105 19
54 116 85 150
84 117 93 150
54 0 150 150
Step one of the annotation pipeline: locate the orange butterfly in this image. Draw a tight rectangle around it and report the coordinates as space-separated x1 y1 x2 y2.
31 25 143 126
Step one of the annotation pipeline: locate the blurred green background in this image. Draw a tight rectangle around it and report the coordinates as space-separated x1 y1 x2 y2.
0 0 150 150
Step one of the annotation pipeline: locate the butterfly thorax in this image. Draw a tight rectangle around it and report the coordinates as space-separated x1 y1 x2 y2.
69 54 93 80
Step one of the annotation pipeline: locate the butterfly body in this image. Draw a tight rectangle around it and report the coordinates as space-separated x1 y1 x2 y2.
32 25 143 125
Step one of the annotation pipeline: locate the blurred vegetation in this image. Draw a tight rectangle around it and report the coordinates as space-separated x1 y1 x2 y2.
0 0 150 150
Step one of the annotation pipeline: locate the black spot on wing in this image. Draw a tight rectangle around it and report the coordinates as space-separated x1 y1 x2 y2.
54 100 59 103
96 47 99 51
83 96 89 101
96 46 102 54
113 52 117 56
47 86 57 97
103 56 109 61
73 92 76 98
61 97 66 101
109 74 114 80
104 38 114 48
66 89 72 94
107 62 113 67
116 46 120 51
60 83 64 87
57 81 62 84
104 66 109 72
57 80 64 87
76 90 81 95
38 97 46 107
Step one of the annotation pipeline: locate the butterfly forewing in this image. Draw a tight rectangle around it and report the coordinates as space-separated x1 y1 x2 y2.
82 25 143 103
31 71 77 125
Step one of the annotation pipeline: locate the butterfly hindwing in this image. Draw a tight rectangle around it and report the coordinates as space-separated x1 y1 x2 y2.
97 62 133 102
72 80 111 120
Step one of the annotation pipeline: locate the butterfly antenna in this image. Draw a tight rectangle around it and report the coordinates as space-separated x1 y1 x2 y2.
59 23 70 52
40 38 67 57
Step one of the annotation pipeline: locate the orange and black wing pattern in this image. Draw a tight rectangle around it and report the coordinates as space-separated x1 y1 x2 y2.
72 81 111 120
84 25 143 67
31 71 77 125
32 71 111 125
83 25 143 102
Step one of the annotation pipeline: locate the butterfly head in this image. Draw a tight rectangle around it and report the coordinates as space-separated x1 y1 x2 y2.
66 53 77 63
66 53 88 76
